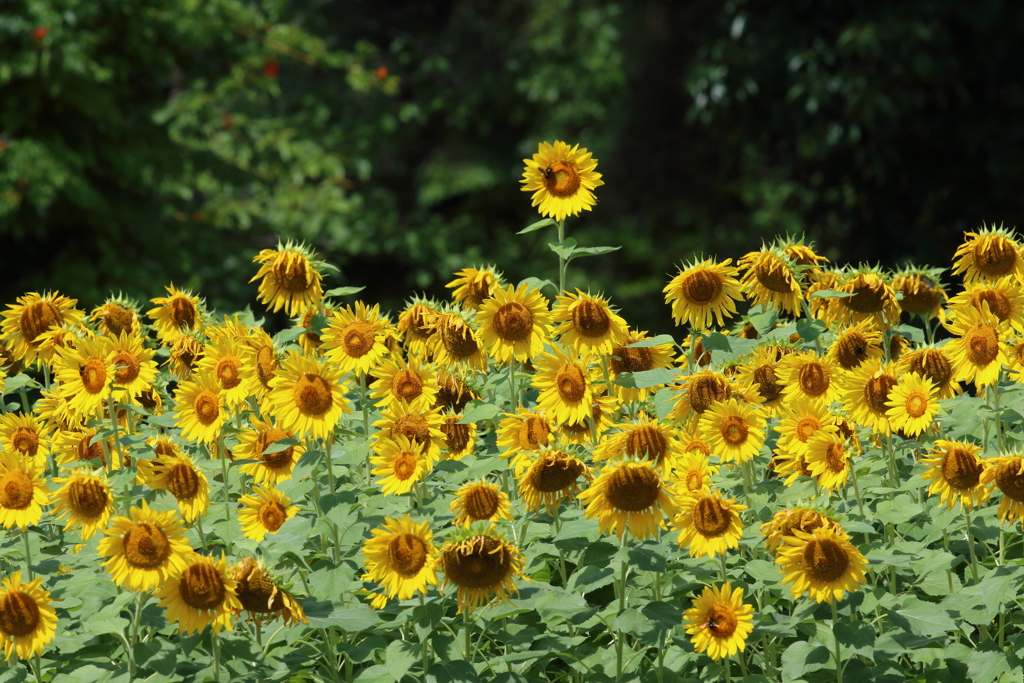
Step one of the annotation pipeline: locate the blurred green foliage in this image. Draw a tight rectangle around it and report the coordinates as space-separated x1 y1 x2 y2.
3 0 1024 333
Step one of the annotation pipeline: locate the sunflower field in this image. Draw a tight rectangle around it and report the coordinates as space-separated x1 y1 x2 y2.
2 142 1024 683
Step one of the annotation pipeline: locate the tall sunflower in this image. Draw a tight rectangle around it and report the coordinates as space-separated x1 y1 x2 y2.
921 440 988 510
250 241 326 317
839 358 900 435
397 298 441 356
520 140 603 222
593 418 683 470
90 295 140 337
0 291 84 367
450 481 513 527
232 558 307 625
551 290 628 357
0 452 49 531
446 267 504 310
372 401 446 466
157 554 240 634
235 417 306 486
683 583 754 661
664 259 744 329
947 276 1024 332
439 414 476 461
0 412 51 466
899 347 961 399
53 335 115 422
776 526 869 603
737 245 803 315
826 320 884 372
885 372 939 437
699 398 765 465
943 303 1008 390
106 331 157 401
607 329 675 404
369 355 438 411
137 452 210 522
51 469 113 540
147 284 203 344
266 351 350 441
496 408 553 461
238 486 299 542
0 572 58 661
437 525 525 613
760 508 840 557
196 337 249 410
673 491 746 559
362 515 438 609
981 453 1024 527
577 461 677 540
531 345 594 425
429 311 487 372
321 301 391 376
517 449 591 513
174 372 227 445
369 436 432 496
804 430 851 491
478 283 553 364
98 501 193 592
951 224 1024 284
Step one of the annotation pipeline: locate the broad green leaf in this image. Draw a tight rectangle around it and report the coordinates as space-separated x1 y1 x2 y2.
654 387 676 420
780 641 831 681
385 640 419 682
305 602 382 632
615 542 667 573
548 238 578 260
890 598 957 636
518 277 557 294
796 318 827 342
517 218 555 234
458 402 501 424
743 560 782 583
834 621 875 657
967 644 1019 683
567 245 621 261
426 660 478 683
324 286 366 297
261 438 299 454
615 608 648 635
700 332 731 352
355 665 394 683
893 323 925 345
614 368 678 389
809 289 856 299
624 334 674 348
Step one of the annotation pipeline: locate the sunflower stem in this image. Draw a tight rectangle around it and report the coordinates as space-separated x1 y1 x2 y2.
42 364 50 393
418 594 431 679
553 509 568 587
22 528 32 579
128 594 145 682
965 505 980 585
212 631 221 683
463 609 473 663
942 528 955 593
615 530 628 681
507 361 517 409
30 655 42 683
196 516 209 553
325 436 335 495
219 434 231 533
107 394 124 467
831 600 843 683
255 621 265 683
719 552 728 583
557 220 567 294
991 377 1003 451
849 457 865 517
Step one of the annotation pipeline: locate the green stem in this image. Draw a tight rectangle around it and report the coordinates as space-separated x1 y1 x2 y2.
992 378 1003 451
831 600 843 683
557 220 567 294
256 621 265 683
213 631 221 683
965 506 980 585
719 552 728 583
849 456 865 517
553 509 568 587
107 394 124 467
22 529 32 579
219 435 231 529
508 361 517 410
464 609 473 663
419 594 431 680
30 656 42 683
616 529 628 681
196 516 209 553
325 436 335 496
128 595 145 681
942 529 955 593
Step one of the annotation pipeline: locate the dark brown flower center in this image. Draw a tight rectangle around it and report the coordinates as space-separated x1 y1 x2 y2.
440 318 478 359
688 375 730 415
293 373 332 416
19 301 62 343
863 374 897 416
842 277 887 314
965 324 999 366
255 346 278 389
974 237 1017 277
0 591 40 637
625 426 669 466
898 276 941 314
0 471 33 510
518 415 551 450
256 428 295 468
573 300 611 338
798 362 829 397
943 446 983 491
389 534 428 575
835 331 870 370
103 304 135 336
168 296 197 331
259 501 287 532
908 350 952 386
754 254 794 293
556 364 587 403
752 364 782 402
795 416 821 443
692 496 731 537
179 563 226 610
824 441 846 473
193 391 220 425
391 370 423 402
111 350 141 384
604 466 661 512
272 257 313 293
611 345 653 375
12 427 39 457
492 302 533 342
720 416 748 445
442 535 513 589
216 358 242 390
704 604 738 638
995 460 1024 502
122 523 171 569
462 485 500 520
76 433 106 465
681 270 722 305
342 322 375 358
802 538 850 583
972 289 1011 322
527 454 585 492
68 477 108 517
166 463 200 500
542 162 581 197
440 418 471 454
392 414 431 447
80 358 108 394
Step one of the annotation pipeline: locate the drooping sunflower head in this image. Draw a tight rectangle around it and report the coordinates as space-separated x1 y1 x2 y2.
478 283 553 364
156 553 240 634
827 319 884 371
0 571 58 661
238 328 279 403
147 284 204 344
921 439 988 510
738 242 803 315
163 334 205 381
429 309 487 372
439 413 476 460
497 407 553 461
446 267 504 310
0 291 85 367
952 223 1024 284
398 296 442 356
90 294 141 337
672 489 747 559
776 525 869 603
663 258 744 330
551 290 629 356
437 525 525 614
520 141 603 223
980 452 1024 527
434 371 479 413
577 460 677 540
759 507 840 556
232 558 308 625
451 481 513 527
51 469 113 540
517 448 591 513
827 268 901 330
683 583 755 661
250 241 327 317
607 329 675 404
891 266 946 318
594 417 682 470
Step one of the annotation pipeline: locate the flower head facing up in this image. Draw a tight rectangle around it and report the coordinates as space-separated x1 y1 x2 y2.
521 141 603 222
683 583 754 660
362 515 438 609
0 571 58 661
776 525 869 603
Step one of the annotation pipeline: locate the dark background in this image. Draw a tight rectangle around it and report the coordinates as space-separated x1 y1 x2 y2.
3 0 1023 334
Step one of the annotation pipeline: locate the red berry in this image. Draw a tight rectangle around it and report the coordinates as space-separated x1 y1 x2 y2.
262 60 279 78
375 66 389 80
32 26 48 40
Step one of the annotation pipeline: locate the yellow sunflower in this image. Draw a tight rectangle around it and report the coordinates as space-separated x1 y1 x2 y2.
106 331 157 401
361 515 438 609
157 554 240 634
774 398 837 457
804 430 851 491
531 345 594 425
551 290 628 357
943 302 1008 389
839 358 900 435
173 372 227 445
0 291 84 367
898 346 961 399
826 320 884 372
760 508 840 557
294 305 330 356
238 328 279 408
738 247 802 315
827 271 901 330
238 486 299 542
0 452 49 530
951 224 1024 284
439 414 476 461
699 398 765 465
438 525 525 613
673 490 746 558
370 355 438 411
947 276 1024 333
51 469 114 540
232 558 308 625
981 454 1024 527
53 335 115 421
250 241 326 317
776 526 869 603
577 461 677 540
369 436 432 496
397 298 441 356
446 266 504 310
593 417 683 470
478 283 553 364
0 572 58 661
683 583 755 661
735 347 787 417
885 372 939 437
666 451 718 499
322 301 391 376
558 393 620 445
669 370 734 425
517 449 591 513
778 351 842 406
266 351 350 441
892 270 946 318
770 447 815 487
429 311 487 372
90 296 140 337
520 140 603 222
52 426 113 471
450 481 513 527
0 412 50 466
147 284 203 344
372 400 446 466
434 372 479 413
921 440 988 510
496 407 553 461
196 337 249 410
137 452 210 522
235 417 305 486
607 329 675 404
163 334 204 381
664 259 744 329
98 501 193 592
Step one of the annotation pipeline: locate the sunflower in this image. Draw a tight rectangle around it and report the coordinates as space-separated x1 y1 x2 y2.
666 451 718 499
250 241 326 317
497 408 553 461
558 393 620 445
839 358 900 435
760 508 840 557
520 140 603 222
664 259 744 329
892 269 946 318
777 351 841 406
734 347 787 417
804 430 851 490
370 354 438 410
769 448 815 487
196 337 249 409
0 572 58 661
450 481 513 527
593 418 683 470
373 401 446 466
147 284 203 344
827 271 901 330
943 302 1008 389
517 449 591 513
673 490 746 558
948 276 1024 332
439 414 476 461
138 453 210 522
429 311 487 372
98 501 193 592
90 295 140 337
266 351 350 441
106 331 157 401
397 298 441 357
157 554 240 634
370 436 432 496
237 486 298 542
578 461 676 540
738 246 803 315
774 398 837 457
438 525 525 613
52 335 115 421
238 328 279 407
51 469 114 540
0 452 48 531
669 370 734 425
550 290 628 357
433 372 479 413
478 283 553 364
699 398 765 465
162 334 204 381
361 515 438 609
52 426 112 471
172 372 226 445
446 267 504 310
826 320 884 371
981 454 1024 527
0 291 84 367
921 440 988 510
683 583 754 661
607 329 675 404
235 417 305 486
232 558 308 625
322 301 391 376
885 372 939 437
951 224 1024 284
776 526 869 603
531 345 594 425
292 305 329 356
0 412 50 466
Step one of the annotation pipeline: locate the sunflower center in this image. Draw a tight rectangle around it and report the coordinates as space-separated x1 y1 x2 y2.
256 428 295 468
604 466 661 512
392 452 419 481
863 374 897 415
80 359 108 394
12 428 39 457
824 441 846 472
943 447 983 491
442 536 512 589
795 416 821 443
556 364 587 403
138 388 160 412
76 433 106 465
625 426 669 466
193 391 220 425
272 258 313 293
0 472 34 510
391 370 423 402
528 454 585 492
259 501 287 532
122 523 172 569
293 373 333 416
406 305 434 338
684 470 705 493
899 278 941 314
802 538 851 583
705 604 739 638
68 478 108 517
216 358 242 390
463 486 500 520
972 290 1011 322
436 374 473 412
166 463 200 500
684 439 711 456
798 362 829 397
493 302 533 342
797 457 813 477
519 415 551 450
909 350 952 386
573 301 611 337
103 304 135 336
842 279 886 313
180 563 226 611
835 331 870 370
0 591 41 638
168 296 197 330
388 533 428 575
681 271 722 305
392 415 430 446
441 419 471 454
235 566 280 613
754 255 794 293
995 460 1024 502
720 416 749 445
342 322 375 358
611 346 653 375
905 392 928 419
753 364 782 402
688 375 730 415
19 301 62 343
974 237 1017 276
966 324 999 366
543 162 581 197
255 346 278 389
440 319 479 359
692 496 732 537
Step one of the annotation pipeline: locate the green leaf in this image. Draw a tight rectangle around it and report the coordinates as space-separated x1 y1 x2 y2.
890 599 958 636
743 560 782 584
781 641 832 681
967 644 1018 683
548 238 578 260
809 289 856 299
458 402 501 424
654 387 676 421
518 277 557 295
700 332 732 352
324 286 366 297
304 601 382 632
262 438 299 455
567 245 621 261
749 305 778 335
426 660 478 683
274 326 306 344
834 621 876 657
385 640 419 682
355 664 394 683
796 318 827 342
893 323 926 345
614 368 677 389
624 334 675 348
979 565 1024 615
147 412 178 429
615 608 648 635
518 218 555 234
1 374 36 392
615 542 667 573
